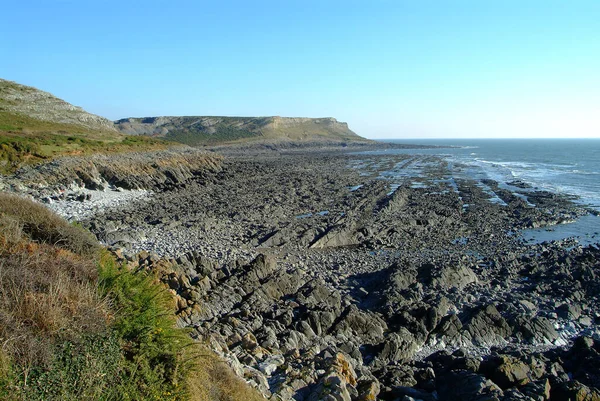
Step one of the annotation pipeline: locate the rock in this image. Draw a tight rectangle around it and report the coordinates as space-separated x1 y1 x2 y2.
521 379 551 401
307 372 352 401
377 328 421 364
514 316 559 345
242 332 259 350
333 305 387 343
390 386 436 401
244 366 272 397
557 303 583 320
356 380 381 401
466 304 512 347
305 353 357 401
258 354 285 376
245 253 277 282
551 381 600 401
430 313 466 348
424 262 479 290
437 371 503 401
491 356 532 389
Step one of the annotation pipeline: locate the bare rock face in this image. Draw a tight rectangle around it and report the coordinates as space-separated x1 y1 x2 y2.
0 78 117 131
11 148 222 193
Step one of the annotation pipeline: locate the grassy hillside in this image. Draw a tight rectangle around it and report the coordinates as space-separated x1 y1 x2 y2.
0 110 170 174
0 193 264 401
164 117 269 145
115 115 369 146
0 79 173 174
1 78 369 155
0 79 116 131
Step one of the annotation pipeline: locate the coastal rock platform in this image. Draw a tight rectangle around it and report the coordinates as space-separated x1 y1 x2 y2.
50 148 600 400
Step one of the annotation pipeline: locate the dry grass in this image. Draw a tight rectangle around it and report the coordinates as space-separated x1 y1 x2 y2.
185 346 265 401
0 215 110 378
0 193 99 257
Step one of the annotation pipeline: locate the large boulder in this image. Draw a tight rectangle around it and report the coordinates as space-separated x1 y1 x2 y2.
466 304 512 347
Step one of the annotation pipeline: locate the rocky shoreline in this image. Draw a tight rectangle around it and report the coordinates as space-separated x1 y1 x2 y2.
20 147 600 400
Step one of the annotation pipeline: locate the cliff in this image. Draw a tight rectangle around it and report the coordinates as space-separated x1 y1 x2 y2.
114 115 368 145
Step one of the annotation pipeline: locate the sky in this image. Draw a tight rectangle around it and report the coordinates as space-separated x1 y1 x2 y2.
1 0 599 139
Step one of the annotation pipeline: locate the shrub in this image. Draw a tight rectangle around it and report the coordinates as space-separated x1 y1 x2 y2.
20 334 122 401
98 251 194 400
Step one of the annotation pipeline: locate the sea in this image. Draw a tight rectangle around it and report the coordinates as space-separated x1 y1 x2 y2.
365 138 600 245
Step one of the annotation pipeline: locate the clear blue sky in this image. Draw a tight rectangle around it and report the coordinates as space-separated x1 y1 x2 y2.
1 0 599 138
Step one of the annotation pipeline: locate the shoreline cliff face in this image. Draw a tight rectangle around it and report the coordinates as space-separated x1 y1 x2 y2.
114 115 366 145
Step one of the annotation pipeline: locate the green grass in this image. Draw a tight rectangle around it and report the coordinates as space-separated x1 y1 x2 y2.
0 111 172 174
97 251 194 400
166 123 261 145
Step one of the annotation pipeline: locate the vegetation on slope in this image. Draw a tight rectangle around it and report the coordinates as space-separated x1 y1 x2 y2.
165 119 264 145
0 78 116 131
0 193 263 401
0 110 171 174
114 115 368 146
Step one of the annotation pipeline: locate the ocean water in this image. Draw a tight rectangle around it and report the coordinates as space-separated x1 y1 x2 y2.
373 138 600 210
364 138 600 245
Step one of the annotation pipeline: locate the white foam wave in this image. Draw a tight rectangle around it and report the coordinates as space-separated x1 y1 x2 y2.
570 170 600 175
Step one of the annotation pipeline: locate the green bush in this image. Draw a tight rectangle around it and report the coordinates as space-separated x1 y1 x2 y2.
98 251 194 400
21 334 121 401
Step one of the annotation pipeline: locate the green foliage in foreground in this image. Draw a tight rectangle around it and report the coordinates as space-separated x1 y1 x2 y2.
0 193 196 401
18 334 122 401
97 252 195 401
1 252 195 401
